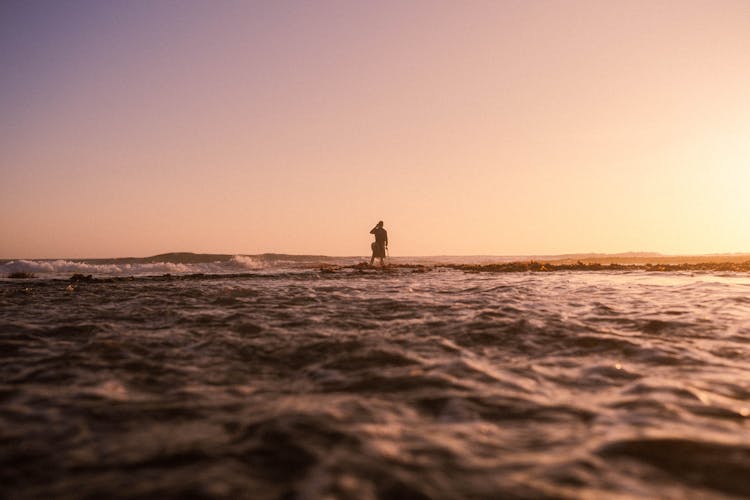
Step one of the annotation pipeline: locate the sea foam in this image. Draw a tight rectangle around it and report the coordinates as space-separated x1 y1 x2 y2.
1 255 267 277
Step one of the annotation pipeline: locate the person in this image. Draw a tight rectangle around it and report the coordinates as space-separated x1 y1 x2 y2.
369 221 388 266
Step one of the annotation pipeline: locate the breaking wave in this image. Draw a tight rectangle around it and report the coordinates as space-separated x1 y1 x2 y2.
0 255 270 277
227 255 266 270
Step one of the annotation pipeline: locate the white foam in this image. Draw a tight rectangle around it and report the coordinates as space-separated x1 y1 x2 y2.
229 255 266 270
0 256 273 277
1 259 202 276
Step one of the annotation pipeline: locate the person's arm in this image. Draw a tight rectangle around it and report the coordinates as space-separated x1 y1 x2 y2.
385 230 388 247
370 225 379 234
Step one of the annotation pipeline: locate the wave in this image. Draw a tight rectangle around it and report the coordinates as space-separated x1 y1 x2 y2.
0 252 377 277
5 251 749 278
0 255 271 277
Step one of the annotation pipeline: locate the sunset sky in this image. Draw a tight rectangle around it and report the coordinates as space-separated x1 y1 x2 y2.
2 1 749 259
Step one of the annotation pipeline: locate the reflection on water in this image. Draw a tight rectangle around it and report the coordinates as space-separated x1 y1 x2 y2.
1 269 749 498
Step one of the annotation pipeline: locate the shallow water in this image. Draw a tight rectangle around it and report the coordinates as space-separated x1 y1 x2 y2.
2 268 750 499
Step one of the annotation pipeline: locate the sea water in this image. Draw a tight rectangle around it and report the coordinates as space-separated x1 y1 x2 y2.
2 258 750 498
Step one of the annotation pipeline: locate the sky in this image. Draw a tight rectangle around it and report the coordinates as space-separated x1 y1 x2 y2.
1 0 749 259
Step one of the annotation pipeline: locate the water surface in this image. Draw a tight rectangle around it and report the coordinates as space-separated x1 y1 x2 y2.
2 268 750 498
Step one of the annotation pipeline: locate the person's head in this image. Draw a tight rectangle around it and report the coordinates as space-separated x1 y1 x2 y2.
377 220 384 227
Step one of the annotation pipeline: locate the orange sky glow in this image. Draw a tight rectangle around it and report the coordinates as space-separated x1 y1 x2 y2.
2 1 749 258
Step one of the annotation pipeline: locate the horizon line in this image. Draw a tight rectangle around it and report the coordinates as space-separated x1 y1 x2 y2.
3 250 750 262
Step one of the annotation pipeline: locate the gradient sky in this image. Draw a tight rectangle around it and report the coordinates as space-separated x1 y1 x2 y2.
2 0 749 258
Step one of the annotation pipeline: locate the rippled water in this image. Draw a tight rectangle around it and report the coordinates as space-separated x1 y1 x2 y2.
2 269 750 499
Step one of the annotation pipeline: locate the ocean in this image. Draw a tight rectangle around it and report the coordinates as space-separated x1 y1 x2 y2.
2 254 750 499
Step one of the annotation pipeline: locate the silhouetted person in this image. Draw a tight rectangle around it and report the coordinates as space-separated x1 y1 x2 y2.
370 221 388 266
